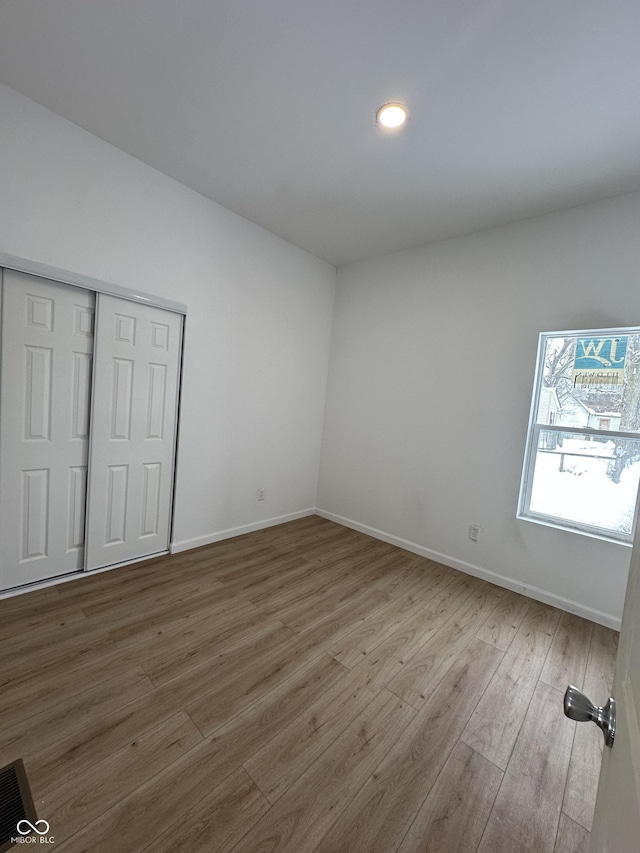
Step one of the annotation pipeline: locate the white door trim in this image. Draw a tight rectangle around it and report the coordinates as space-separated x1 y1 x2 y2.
0 252 187 316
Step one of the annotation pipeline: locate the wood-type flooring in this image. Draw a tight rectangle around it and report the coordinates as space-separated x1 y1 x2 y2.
0 516 617 852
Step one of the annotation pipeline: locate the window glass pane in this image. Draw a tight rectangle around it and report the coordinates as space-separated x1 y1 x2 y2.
529 429 640 536
536 333 640 434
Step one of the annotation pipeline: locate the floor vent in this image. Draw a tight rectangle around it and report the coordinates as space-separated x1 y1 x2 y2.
0 760 38 852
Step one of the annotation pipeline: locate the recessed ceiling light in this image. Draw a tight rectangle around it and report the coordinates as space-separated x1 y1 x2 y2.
376 102 408 130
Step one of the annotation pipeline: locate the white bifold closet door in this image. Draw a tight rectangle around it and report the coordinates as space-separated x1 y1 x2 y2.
84 293 182 570
0 271 95 587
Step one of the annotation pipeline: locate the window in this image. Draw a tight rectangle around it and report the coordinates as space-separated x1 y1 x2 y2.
518 328 640 543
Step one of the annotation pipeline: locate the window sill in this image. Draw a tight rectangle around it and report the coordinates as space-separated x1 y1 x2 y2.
516 512 633 547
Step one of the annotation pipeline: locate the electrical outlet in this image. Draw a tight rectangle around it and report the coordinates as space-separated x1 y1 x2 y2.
469 524 480 542
257 487 265 501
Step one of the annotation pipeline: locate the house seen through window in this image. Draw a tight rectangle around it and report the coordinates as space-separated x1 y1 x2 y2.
518 328 640 542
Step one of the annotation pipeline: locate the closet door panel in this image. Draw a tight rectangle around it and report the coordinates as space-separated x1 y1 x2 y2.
85 294 181 570
0 271 94 589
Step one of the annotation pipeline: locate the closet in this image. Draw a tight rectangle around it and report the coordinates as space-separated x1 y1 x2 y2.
0 266 184 592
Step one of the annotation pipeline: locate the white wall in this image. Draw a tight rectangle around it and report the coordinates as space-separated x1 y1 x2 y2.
0 83 336 550
318 192 640 627
3 81 636 626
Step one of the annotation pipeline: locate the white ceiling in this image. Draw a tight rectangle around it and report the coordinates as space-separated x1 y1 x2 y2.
0 1 639 266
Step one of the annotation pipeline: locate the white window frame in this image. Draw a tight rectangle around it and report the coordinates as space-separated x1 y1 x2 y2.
517 326 640 545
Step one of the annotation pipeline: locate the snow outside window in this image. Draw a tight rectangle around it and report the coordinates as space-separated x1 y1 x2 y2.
518 328 640 543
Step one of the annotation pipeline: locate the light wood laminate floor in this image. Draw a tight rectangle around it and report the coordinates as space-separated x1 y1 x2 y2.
0 516 618 852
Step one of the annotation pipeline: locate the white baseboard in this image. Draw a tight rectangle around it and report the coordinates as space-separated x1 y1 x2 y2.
4 505 620 631
315 508 621 630
170 508 317 554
